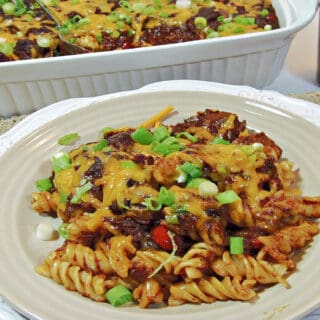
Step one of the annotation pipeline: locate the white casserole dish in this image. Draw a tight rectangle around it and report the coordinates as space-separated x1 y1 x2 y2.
0 0 318 117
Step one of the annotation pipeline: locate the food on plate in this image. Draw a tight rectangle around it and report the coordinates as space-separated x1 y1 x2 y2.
32 107 320 308
0 0 280 61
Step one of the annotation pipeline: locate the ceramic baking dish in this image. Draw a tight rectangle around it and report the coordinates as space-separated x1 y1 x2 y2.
0 0 317 117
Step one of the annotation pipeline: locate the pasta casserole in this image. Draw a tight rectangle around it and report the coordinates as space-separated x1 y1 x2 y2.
0 0 279 61
32 107 320 308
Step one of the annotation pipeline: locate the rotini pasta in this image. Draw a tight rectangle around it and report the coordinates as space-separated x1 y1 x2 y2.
32 107 320 308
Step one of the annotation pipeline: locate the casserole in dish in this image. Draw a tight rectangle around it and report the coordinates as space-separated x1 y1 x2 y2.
0 0 317 116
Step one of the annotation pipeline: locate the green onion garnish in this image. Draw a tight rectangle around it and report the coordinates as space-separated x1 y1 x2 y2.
233 26 244 33
159 11 169 18
264 24 272 31
150 140 184 156
158 186 175 206
121 160 137 168
217 15 224 22
36 177 52 192
186 177 209 188
144 197 162 211
206 31 220 39
215 190 240 204
58 223 69 239
105 284 132 307
176 131 198 143
234 15 255 25
71 182 93 204
0 43 14 56
131 127 154 145
142 5 156 15
132 2 146 12
210 137 230 145
179 162 202 179
165 215 179 224
60 192 67 205
230 236 244 254
194 16 207 29
93 139 108 151
102 127 113 134
153 125 170 142
58 132 79 145
36 36 53 48
261 9 269 17
51 151 72 172
2 2 16 15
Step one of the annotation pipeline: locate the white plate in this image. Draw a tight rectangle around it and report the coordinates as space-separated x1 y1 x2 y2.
0 80 320 320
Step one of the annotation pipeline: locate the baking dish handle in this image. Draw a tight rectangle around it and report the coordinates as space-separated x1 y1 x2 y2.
287 0 319 31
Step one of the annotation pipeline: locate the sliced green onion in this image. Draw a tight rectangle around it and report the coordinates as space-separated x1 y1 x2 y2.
217 15 224 22
234 15 255 25
71 182 93 204
121 160 137 168
159 11 169 18
52 151 71 172
194 16 207 29
58 223 69 239
264 24 272 31
223 16 232 23
0 43 14 56
233 26 244 33
131 127 154 145
102 127 113 134
116 20 125 30
261 9 269 17
176 131 198 143
165 214 179 224
170 203 189 214
215 190 240 204
96 34 102 44
210 137 230 145
153 125 170 142
36 177 52 192
105 284 132 307
119 0 130 9
111 30 120 38
186 177 209 188
207 31 219 39
161 136 179 146
179 162 202 179
230 236 244 254
60 191 67 205
93 139 108 151
142 5 156 15
132 2 146 13
144 197 162 211
36 36 52 48
158 186 175 206
58 132 79 145
241 145 255 156
198 180 218 197
2 2 16 15
153 0 162 9
151 140 184 156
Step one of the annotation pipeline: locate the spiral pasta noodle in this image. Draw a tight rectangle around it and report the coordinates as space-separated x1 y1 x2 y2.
211 251 288 286
168 276 256 306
